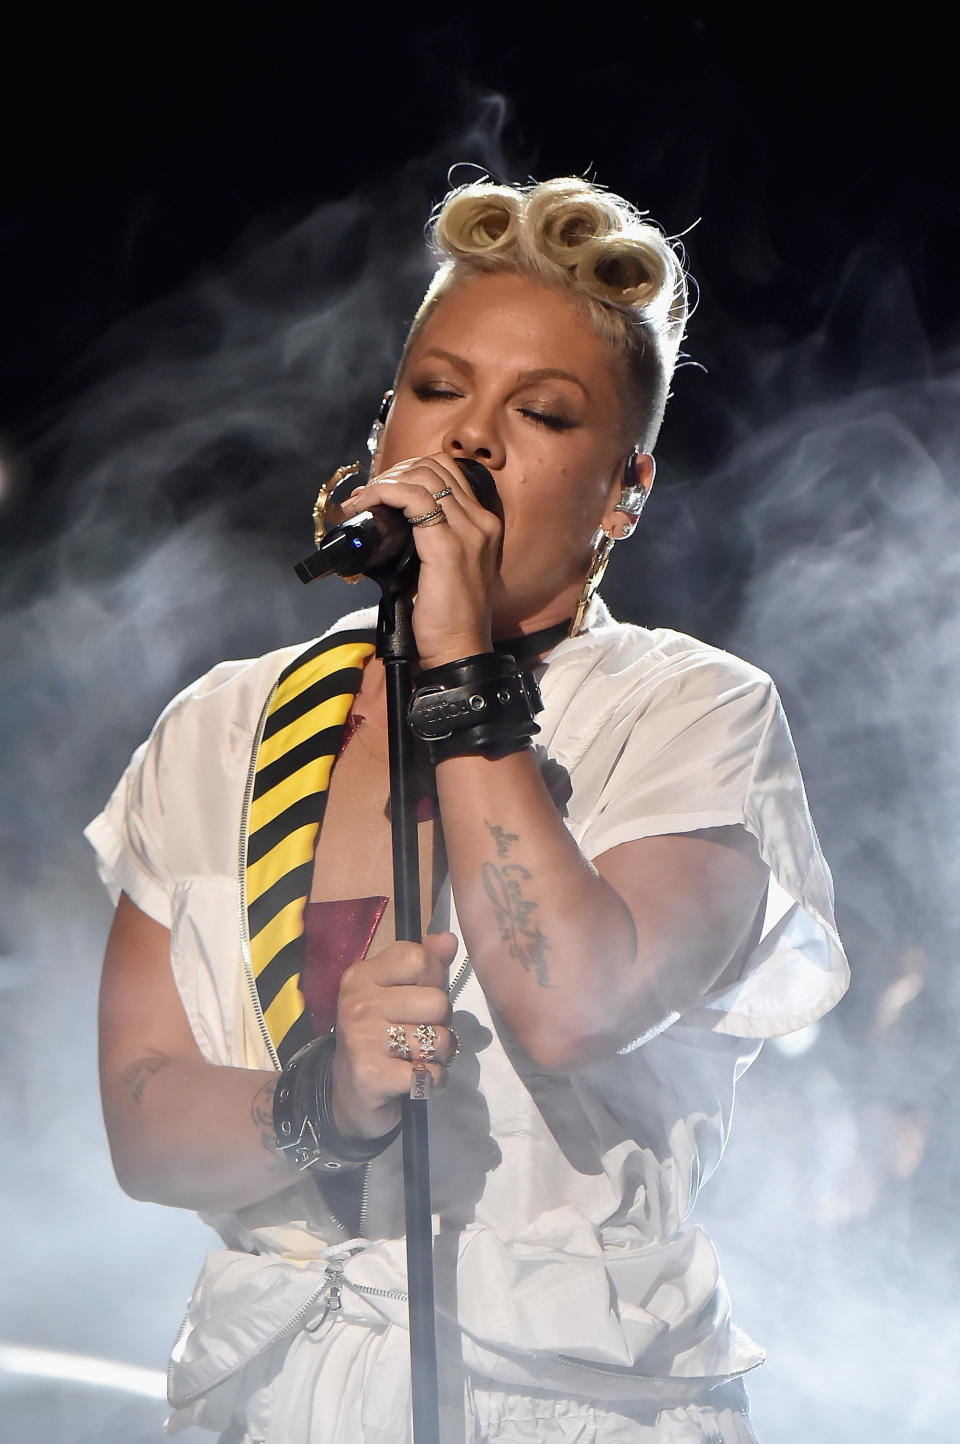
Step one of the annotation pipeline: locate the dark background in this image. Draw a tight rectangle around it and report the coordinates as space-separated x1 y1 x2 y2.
5 11 955 478
3 11 956 653
1 9 957 1442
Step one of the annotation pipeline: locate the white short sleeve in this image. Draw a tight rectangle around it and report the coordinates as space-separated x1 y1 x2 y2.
83 697 185 928
83 655 262 929
547 628 849 1039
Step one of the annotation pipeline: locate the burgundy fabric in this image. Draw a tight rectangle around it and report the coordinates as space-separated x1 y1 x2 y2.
301 895 388 1037
340 711 362 750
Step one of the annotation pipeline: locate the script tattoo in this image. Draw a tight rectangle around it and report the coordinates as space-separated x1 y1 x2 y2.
482 820 552 987
120 1051 172 1104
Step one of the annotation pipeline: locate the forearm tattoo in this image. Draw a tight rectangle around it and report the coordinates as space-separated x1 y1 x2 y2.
251 1078 292 1174
482 819 552 987
120 1051 172 1104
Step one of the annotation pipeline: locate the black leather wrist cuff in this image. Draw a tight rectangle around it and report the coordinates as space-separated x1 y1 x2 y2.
408 652 543 764
273 1034 401 1173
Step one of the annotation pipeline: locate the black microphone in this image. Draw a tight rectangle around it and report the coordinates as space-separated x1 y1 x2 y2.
295 457 500 584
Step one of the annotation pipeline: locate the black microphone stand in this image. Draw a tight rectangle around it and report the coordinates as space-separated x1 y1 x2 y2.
297 457 500 1443
372 557 441 1444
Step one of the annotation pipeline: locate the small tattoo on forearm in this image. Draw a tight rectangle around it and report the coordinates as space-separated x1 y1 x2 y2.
120 1051 172 1104
250 1080 275 1133
481 858 552 988
485 819 519 859
251 1079 288 1170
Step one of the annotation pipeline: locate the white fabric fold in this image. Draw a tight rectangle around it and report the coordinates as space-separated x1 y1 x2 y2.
167 1210 764 1426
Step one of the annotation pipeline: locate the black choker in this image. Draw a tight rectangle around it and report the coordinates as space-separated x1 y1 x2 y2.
492 619 572 666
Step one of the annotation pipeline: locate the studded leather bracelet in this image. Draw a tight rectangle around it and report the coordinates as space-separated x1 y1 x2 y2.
272 1033 401 1174
407 652 543 765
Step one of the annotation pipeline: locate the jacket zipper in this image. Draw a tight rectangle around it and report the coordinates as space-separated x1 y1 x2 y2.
167 1272 333 1409
448 953 472 1004
166 1263 408 1408
345 1278 408 1304
238 681 282 1072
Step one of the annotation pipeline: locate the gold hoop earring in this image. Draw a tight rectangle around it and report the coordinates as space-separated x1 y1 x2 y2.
569 450 650 637
310 461 362 551
570 531 616 637
305 392 395 584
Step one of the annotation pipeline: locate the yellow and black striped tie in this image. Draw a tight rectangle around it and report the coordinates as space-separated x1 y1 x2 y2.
245 628 376 1065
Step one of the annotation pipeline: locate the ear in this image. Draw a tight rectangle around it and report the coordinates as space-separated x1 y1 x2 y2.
601 450 655 540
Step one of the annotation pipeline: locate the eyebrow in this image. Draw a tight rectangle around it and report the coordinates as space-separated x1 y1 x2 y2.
417 349 591 399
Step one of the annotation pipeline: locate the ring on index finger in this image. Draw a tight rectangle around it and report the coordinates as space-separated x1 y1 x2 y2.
431 487 454 501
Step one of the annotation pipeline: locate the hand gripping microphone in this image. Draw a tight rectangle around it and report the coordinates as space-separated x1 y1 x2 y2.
295 458 500 584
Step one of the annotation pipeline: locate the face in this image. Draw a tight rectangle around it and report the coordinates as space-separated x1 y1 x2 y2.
377 271 636 633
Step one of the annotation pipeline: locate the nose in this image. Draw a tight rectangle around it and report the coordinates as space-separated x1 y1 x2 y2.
442 403 506 471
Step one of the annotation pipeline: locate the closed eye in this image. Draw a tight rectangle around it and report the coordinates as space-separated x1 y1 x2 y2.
413 383 577 432
518 408 578 432
413 383 462 402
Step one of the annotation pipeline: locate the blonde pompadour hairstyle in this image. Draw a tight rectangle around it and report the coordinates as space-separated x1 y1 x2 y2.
401 176 690 450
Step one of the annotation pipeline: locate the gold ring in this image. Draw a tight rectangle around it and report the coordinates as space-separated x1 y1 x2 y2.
431 487 454 501
387 1024 411 1060
409 506 446 527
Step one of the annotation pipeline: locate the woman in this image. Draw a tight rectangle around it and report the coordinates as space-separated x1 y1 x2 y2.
87 178 848 1442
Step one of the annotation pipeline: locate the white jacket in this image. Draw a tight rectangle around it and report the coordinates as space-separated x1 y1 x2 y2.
86 603 848 1437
